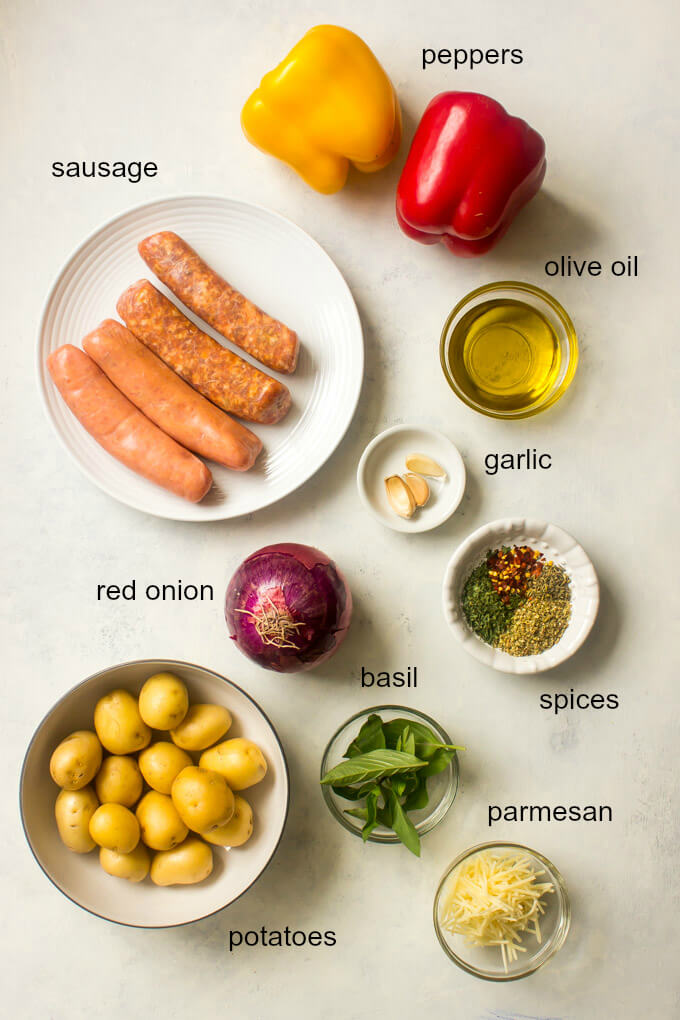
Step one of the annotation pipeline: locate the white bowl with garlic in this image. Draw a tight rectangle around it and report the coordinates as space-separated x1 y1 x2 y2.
356 425 466 533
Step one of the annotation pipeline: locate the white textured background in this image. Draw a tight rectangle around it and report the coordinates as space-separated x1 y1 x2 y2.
2 0 678 1016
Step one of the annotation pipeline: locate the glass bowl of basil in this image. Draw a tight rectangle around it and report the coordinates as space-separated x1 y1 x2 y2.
320 706 461 856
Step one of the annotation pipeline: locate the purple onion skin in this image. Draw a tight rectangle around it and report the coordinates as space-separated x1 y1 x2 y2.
225 543 353 673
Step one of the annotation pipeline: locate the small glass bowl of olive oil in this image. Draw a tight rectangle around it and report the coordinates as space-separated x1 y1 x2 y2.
440 282 578 419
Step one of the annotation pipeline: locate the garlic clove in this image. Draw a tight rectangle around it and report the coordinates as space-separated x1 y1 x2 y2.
403 472 430 507
385 475 416 519
405 453 447 479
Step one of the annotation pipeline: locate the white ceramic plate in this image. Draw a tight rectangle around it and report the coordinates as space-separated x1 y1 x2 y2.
20 659 289 928
357 425 466 532
442 519 599 674
37 196 363 521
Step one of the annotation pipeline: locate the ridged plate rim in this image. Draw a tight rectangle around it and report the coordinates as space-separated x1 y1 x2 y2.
37 195 364 521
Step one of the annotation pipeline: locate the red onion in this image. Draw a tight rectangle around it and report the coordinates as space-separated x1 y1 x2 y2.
225 543 352 673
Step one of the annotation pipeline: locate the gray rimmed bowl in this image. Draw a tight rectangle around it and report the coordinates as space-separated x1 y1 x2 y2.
20 658 289 927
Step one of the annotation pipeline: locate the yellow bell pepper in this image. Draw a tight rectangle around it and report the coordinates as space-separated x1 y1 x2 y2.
241 25 402 195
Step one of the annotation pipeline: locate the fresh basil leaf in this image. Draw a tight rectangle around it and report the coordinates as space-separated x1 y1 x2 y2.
421 747 455 777
344 714 386 758
332 780 384 801
383 719 464 760
404 775 430 811
402 727 416 757
401 774 419 796
331 784 366 801
358 781 381 798
321 749 426 787
383 719 444 757
361 787 380 842
395 732 403 752
383 718 437 746
344 807 368 820
383 719 412 750
392 777 406 797
388 789 421 857
377 802 393 829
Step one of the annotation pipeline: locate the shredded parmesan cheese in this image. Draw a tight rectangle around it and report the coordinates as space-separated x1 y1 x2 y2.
440 850 554 972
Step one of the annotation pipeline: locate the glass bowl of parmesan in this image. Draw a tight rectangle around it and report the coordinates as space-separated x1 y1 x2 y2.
433 841 570 981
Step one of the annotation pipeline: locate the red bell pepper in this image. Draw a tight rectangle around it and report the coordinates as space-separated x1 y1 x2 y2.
396 92 546 257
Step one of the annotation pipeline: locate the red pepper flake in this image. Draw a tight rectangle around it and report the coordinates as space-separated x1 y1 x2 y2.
486 545 545 604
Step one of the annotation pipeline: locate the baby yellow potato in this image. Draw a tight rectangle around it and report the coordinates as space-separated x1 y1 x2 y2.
138 672 189 730
95 755 143 806
199 738 267 791
136 791 188 851
99 844 150 883
150 836 213 887
89 803 140 854
94 689 151 755
170 704 231 751
50 730 102 791
55 786 99 853
201 795 253 848
171 766 234 833
138 742 192 795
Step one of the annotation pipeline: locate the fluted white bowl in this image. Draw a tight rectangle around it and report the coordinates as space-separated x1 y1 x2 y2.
442 518 599 674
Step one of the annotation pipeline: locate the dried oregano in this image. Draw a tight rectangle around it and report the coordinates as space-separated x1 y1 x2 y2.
497 563 571 656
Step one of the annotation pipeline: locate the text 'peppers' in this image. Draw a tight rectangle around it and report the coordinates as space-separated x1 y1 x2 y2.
396 92 546 257
241 25 402 195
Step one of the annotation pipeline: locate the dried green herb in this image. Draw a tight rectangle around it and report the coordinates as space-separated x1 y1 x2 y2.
320 748 426 787
461 559 521 644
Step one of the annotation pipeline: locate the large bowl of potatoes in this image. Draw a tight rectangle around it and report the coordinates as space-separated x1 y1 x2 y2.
20 659 289 927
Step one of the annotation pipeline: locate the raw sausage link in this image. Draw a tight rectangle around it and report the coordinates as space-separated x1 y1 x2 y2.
83 319 262 471
47 345 212 503
117 280 292 424
139 231 299 374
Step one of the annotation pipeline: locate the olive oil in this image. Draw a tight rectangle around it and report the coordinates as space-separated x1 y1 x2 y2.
446 298 562 415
